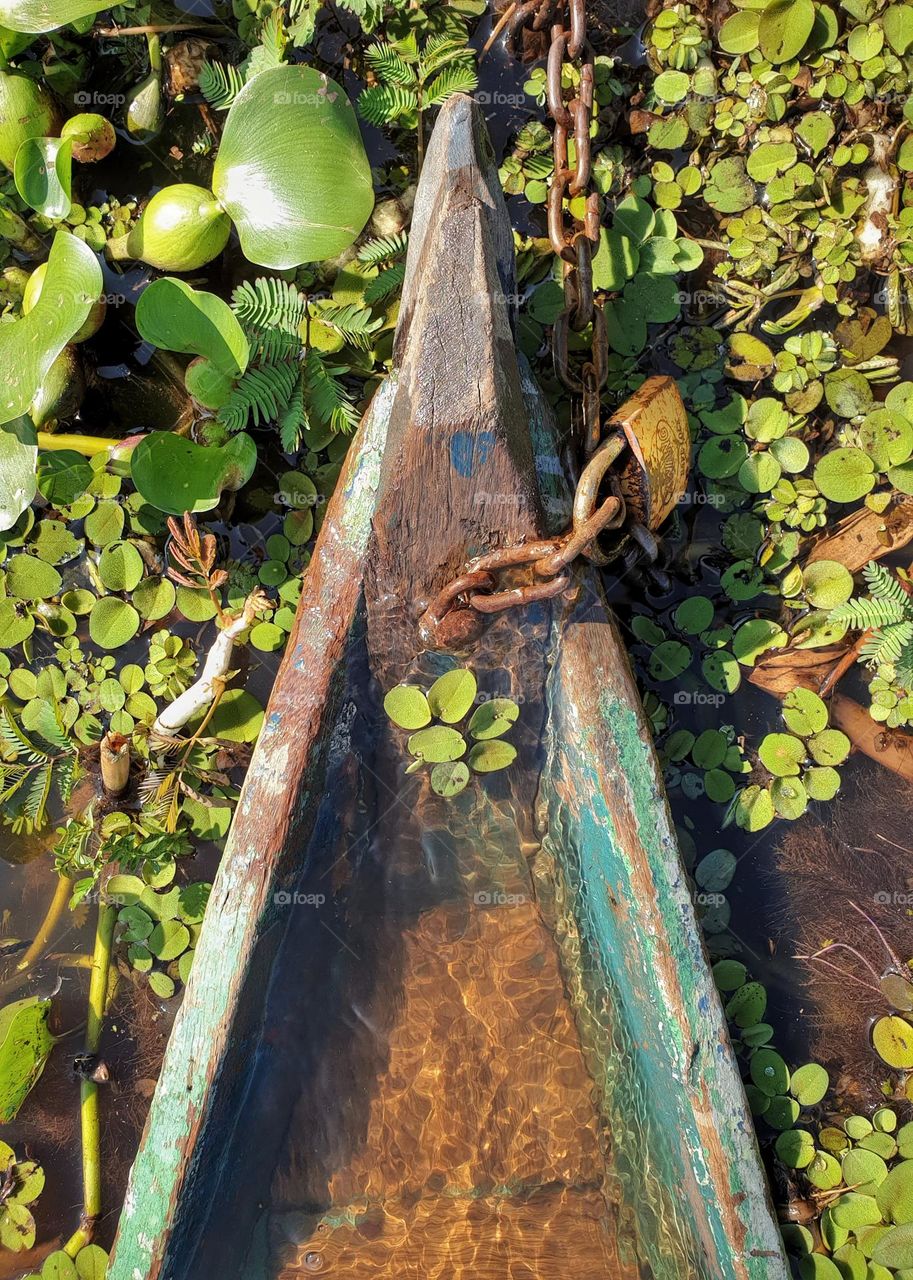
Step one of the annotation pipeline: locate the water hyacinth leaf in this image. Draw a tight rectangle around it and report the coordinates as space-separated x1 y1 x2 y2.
0 998 54 1122
383 685 431 731
426 668 477 724
130 432 257 515
407 726 466 763
430 761 470 797
468 740 517 773
0 0 107 31
0 232 101 428
758 0 815 63
873 1223 913 1270
468 698 519 740
790 1061 829 1105
0 419 37 532
212 65 374 269
13 136 70 219
872 1016 913 1070
135 278 249 382
88 597 140 650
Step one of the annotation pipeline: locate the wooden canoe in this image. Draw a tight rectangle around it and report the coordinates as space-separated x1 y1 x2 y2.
109 95 787 1280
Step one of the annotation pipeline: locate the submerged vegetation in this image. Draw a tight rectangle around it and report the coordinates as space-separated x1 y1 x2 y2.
4 0 913 1267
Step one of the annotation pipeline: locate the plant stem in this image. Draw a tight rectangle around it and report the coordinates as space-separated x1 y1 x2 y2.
15 873 72 973
95 21 224 33
64 900 115 1258
36 432 120 457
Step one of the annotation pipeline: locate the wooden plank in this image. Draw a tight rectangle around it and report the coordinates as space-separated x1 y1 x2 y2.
109 94 787 1280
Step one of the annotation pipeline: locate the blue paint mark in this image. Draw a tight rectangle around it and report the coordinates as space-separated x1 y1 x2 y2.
450 430 495 477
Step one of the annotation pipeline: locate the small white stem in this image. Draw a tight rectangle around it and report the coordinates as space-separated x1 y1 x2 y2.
151 591 267 736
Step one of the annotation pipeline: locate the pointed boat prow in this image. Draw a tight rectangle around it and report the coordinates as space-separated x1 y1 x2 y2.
109 95 787 1280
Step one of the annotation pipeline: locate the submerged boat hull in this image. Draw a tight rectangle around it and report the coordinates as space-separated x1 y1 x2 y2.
110 96 786 1280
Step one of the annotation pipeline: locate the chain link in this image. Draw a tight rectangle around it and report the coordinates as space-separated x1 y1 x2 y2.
419 0 621 651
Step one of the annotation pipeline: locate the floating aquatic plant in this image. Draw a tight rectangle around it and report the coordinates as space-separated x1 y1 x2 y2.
383 667 519 796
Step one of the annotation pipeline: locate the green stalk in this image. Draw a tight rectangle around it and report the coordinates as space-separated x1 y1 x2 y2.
64 900 115 1258
14 873 72 973
36 431 122 457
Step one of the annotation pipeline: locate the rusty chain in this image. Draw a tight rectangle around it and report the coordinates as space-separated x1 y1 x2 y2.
419 0 622 652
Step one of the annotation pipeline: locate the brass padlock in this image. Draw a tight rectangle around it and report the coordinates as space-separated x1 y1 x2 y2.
608 374 691 532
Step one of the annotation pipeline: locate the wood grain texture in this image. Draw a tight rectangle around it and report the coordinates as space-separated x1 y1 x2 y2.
109 94 786 1280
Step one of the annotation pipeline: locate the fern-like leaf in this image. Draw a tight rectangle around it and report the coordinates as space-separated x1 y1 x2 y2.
863 560 911 609
316 303 383 350
357 231 408 266
303 350 359 434
861 620 913 665
218 361 300 433
198 60 246 111
242 8 287 76
421 34 473 76
358 84 418 126
232 277 308 333
830 597 907 630
278 372 308 452
424 62 479 107
363 261 406 305
366 41 418 87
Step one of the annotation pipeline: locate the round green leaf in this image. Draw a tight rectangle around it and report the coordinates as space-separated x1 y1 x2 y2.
790 1062 829 1105
88 597 140 649
750 1047 790 1096
468 698 520 740
803 560 853 609
775 1127 816 1168
383 685 431 731
132 576 176 621
467 740 517 773
426 668 477 724
430 761 470 797
98 540 144 592
813 448 876 503
759 732 805 777
758 0 815 63
14 136 71 220
873 1016 913 1070
407 726 466 763
4 553 60 600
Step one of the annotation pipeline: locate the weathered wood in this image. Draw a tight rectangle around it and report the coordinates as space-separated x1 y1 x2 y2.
109 95 787 1280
